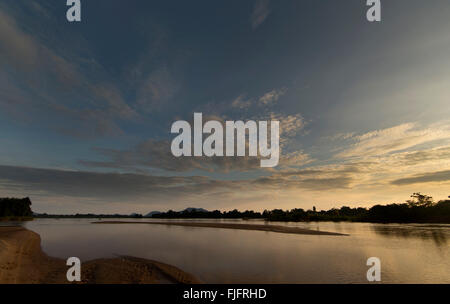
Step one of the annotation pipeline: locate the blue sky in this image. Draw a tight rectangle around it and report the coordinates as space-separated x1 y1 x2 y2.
1 0 450 214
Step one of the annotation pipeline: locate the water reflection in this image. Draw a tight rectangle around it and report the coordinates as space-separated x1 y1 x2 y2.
370 224 449 247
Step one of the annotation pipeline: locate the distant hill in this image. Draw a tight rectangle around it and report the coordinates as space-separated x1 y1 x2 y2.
144 211 162 218
182 207 208 213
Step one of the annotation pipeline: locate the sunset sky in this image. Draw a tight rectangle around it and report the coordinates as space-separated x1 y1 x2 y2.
1 0 449 214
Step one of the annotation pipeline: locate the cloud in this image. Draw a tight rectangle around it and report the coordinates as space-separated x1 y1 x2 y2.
259 88 287 105
279 151 313 167
0 7 139 138
269 112 305 137
336 122 450 159
79 140 264 173
226 88 304 149
231 95 253 109
251 0 271 29
327 132 356 141
230 88 287 109
388 146 450 167
78 105 307 173
252 174 353 191
136 67 179 112
0 9 38 67
0 164 354 212
0 8 83 86
0 164 253 214
90 84 138 120
0 164 182 200
316 133 450 189
391 170 450 185
79 110 308 174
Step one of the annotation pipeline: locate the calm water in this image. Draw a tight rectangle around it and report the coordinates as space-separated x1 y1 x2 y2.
11 219 450 283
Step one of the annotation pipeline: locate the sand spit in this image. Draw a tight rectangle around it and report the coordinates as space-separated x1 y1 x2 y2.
0 226 200 284
94 221 348 236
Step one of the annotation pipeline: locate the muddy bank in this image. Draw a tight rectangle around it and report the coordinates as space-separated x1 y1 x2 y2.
94 221 348 236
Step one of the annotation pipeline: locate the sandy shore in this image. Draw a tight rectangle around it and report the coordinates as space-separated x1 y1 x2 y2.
0 226 200 284
94 221 348 236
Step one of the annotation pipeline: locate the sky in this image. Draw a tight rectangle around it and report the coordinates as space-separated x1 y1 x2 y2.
0 0 449 214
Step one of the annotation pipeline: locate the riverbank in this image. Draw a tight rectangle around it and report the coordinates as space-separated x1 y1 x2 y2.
0 217 33 221
0 226 200 284
93 221 348 236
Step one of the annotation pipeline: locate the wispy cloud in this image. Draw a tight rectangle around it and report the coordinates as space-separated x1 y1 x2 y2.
251 0 271 29
335 122 450 159
391 170 450 185
0 9 38 67
0 7 139 138
268 112 304 137
79 140 263 173
231 95 253 109
230 87 287 109
259 88 287 105
136 67 179 113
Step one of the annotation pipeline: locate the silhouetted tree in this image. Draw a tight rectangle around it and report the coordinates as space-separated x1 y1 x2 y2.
407 193 434 207
0 197 33 217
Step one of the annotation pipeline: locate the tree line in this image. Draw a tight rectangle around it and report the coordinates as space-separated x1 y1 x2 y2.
153 193 450 223
153 209 263 219
2 193 449 223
